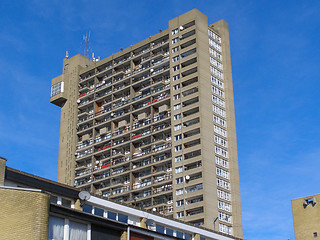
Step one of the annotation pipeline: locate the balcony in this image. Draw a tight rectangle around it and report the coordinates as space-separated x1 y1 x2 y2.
112 156 130 166
95 133 112 143
112 166 129 176
75 168 92 178
154 153 171 163
76 148 93 159
185 183 203 194
95 142 112 153
185 161 202 172
182 87 198 98
114 125 130 136
112 186 130 195
77 139 94 150
133 178 152 190
132 118 151 130
153 184 172 195
96 80 112 90
185 195 203 206
132 157 151 169
153 142 171 153
153 174 172 184
132 147 152 159
133 189 152 200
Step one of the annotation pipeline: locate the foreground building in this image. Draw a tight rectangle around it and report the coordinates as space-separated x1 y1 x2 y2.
0 157 242 240
292 194 320 240
50 9 242 237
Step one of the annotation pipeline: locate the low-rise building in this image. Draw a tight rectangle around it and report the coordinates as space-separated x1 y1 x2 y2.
292 194 320 240
0 157 241 240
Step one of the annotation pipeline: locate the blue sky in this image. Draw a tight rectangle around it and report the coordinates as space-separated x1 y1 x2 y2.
1 0 319 239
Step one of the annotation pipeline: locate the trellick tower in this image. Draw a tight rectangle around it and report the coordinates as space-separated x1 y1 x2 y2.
50 9 242 238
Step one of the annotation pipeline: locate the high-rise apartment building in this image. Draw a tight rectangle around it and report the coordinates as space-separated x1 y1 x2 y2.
50 9 242 238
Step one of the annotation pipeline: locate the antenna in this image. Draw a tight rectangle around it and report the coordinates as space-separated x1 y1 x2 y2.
79 191 91 201
82 31 100 62
82 31 91 58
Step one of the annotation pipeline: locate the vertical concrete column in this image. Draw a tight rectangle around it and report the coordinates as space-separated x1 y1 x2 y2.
0 157 7 185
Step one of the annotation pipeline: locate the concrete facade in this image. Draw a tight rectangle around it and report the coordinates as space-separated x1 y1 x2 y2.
51 9 242 238
292 194 320 240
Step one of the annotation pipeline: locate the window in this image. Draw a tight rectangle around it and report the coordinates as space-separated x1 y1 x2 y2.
214 125 227 137
172 46 179 53
48 216 87 240
215 147 228 158
69 220 87 240
156 225 165 234
174 124 182 131
50 196 58 204
175 145 182 152
172 28 178 35
176 211 184 218
211 76 224 89
216 156 229 168
166 228 174 236
217 189 231 201
48 216 64 240
176 177 183 184
172 37 179 44
212 95 225 108
213 115 226 127
213 105 226 118
218 200 231 212
174 104 181 110
212 86 225 98
174 113 181 120
176 199 184 207
173 94 180 100
219 223 233 235
175 134 182 141
176 231 183 238
210 57 223 70
217 178 230 190
51 82 64 97
118 213 128 223
173 74 180 81
209 47 222 61
185 233 192 240
94 207 104 217
175 155 182 162
208 38 222 51
208 29 221 43
176 188 184 195
172 56 179 62
82 204 92 214
62 198 71 208
314 232 318 238
175 166 183 173
107 211 117 220
210 66 223 79
219 211 232 223
173 65 180 72
173 84 180 90
214 135 228 147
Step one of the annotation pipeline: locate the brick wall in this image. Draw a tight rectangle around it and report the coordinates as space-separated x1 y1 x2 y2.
0 188 49 240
